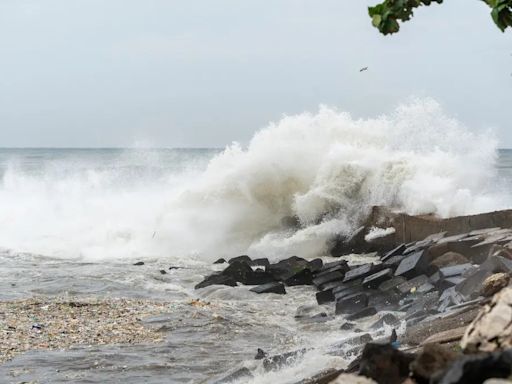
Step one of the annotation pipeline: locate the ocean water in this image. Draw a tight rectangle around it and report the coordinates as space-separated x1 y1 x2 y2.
1 99 512 383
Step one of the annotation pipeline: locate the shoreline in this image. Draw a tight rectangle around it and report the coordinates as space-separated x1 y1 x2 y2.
0 297 169 364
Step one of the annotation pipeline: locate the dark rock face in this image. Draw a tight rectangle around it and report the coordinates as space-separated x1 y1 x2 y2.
255 348 267 360
267 256 311 281
433 349 512 384
358 343 414 384
250 282 286 294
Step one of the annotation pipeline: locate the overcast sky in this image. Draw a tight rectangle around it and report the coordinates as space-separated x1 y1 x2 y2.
0 0 511 148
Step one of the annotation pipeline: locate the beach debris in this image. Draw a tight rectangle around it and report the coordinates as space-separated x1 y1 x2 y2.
0 297 167 363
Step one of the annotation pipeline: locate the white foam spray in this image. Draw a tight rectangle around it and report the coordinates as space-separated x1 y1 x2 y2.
0 99 507 261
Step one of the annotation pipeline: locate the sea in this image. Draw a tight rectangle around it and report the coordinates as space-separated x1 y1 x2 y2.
1 99 512 383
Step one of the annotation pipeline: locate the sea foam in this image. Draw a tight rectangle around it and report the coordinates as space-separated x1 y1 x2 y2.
0 99 505 261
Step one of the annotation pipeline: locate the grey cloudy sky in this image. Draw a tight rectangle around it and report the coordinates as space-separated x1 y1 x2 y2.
0 0 511 148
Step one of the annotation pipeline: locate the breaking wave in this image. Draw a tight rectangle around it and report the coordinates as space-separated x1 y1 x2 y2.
0 99 506 261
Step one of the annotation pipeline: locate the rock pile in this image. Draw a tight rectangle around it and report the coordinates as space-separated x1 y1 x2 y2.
200 224 512 384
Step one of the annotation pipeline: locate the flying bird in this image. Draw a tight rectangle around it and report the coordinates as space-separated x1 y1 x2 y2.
359 67 368 72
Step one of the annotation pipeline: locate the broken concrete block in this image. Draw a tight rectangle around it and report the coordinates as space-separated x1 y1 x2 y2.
343 263 377 283
439 263 475 278
335 293 368 315
397 275 429 295
312 270 345 287
363 268 393 289
381 243 406 262
346 307 377 321
316 289 335 305
395 251 429 279
379 276 407 292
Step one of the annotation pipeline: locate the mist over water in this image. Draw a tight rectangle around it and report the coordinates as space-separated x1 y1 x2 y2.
0 99 509 262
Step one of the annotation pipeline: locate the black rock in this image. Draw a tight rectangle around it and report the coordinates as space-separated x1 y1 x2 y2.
381 243 406 262
358 343 414 384
383 255 406 268
195 273 237 289
334 285 364 301
250 258 270 268
378 276 407 292
335 293 368 315
213 258 226 264
316 289 335 305
368 291 400 311
159 269 167 275
133 261 144 266
308 258 324 273
267 256 310 281
284 268 313 286
250 282 286 294
433 349 512 384
330 226 367 256
340 321 356 330
343 263 376 283
255 348 267 360
394 250 429 279
228 255 252 264
319 260 347 272
223 261 275 285
312 270 345 287
363 268 393 289
346 307 377 321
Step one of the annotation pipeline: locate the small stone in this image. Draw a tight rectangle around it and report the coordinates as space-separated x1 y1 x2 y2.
133 261 144 266
213 258 226 264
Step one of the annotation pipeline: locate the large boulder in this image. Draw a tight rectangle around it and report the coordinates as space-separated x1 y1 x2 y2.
432 349 512 384
410 343 458 382
358 343 414 384
462 287 512 353
481 273 510 297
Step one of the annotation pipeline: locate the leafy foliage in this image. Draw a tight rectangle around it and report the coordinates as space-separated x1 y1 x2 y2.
369 0 512 35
